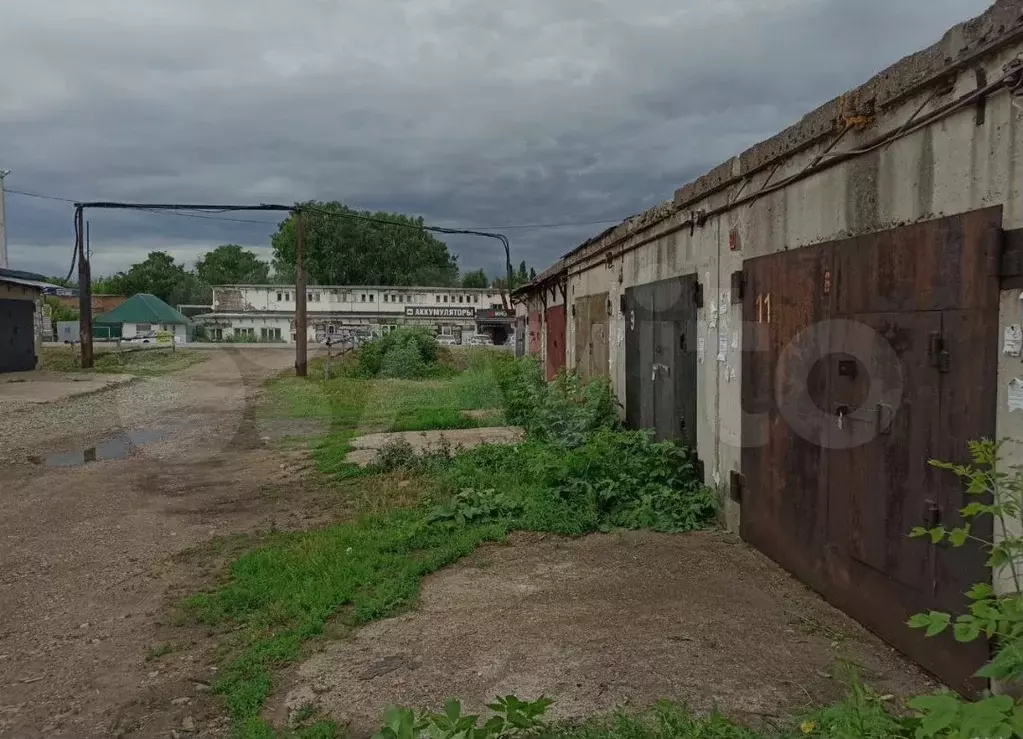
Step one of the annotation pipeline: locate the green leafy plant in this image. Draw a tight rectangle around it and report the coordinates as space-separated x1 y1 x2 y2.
799 668 908 738
906 439 1023 737
428 488 524 527
495 358 620 447
904 692 1022 739
355 327 453 379
551 430 715 532
373 696 552 739
372 437 453 475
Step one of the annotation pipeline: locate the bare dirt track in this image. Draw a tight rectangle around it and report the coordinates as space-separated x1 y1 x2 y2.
0 348 324 739
279 531 939 736
0 348 943 739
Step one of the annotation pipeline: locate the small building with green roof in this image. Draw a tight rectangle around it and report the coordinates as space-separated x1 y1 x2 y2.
95 293 191 344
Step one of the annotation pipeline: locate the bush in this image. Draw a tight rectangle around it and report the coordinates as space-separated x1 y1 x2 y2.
552 430 715 532
496 358 620 446
353 327 449 379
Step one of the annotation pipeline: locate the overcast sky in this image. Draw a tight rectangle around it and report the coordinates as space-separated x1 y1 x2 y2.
0 0 991 280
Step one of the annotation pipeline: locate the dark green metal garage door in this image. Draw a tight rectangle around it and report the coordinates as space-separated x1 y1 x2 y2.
0 299 37 373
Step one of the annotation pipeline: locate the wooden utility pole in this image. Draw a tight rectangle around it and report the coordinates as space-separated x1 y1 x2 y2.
294 209 308 377
76 206 94 368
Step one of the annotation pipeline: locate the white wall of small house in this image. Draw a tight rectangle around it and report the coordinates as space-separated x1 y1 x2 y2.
122 322 188 342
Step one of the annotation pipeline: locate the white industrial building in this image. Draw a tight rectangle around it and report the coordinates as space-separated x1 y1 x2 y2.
196 284 516 345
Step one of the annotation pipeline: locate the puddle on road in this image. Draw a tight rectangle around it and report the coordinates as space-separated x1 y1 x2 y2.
29 428 169 468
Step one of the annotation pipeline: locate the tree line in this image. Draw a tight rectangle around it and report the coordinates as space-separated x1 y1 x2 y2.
51 201 538 306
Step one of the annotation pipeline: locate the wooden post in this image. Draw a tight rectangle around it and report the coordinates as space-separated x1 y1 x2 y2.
295 209 308 377
76 206 93 368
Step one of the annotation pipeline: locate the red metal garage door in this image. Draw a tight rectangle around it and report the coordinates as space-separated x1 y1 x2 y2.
740 207 1001 695
545 305 566 381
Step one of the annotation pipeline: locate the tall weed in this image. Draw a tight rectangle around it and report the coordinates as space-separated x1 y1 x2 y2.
496 358 620 446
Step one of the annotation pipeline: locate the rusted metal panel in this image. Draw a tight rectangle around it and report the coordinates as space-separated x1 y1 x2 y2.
528 311 542 355
740 207 1001 696
741 243 833 591
624 275 698 449
544 305 566 381
574 293 610 380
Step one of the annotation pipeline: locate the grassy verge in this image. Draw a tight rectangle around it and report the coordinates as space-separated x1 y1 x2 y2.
191 351 716 738
38 346 207 375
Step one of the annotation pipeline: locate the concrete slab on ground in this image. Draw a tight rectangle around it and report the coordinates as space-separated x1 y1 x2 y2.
0 372 134 404
280 530 939 734
346 427 525 466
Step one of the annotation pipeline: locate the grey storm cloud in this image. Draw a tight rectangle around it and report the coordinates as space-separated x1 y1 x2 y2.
0 0 993 279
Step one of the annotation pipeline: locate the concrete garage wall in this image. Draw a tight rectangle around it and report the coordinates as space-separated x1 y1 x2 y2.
515 261 567 377
520 0 1023 533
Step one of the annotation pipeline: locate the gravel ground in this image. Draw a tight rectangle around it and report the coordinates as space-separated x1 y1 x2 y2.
0 348 326 739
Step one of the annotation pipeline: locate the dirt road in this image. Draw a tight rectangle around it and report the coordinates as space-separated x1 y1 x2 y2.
0 348 316 738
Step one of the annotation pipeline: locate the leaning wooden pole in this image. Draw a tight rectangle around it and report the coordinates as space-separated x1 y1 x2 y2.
76 205 94 368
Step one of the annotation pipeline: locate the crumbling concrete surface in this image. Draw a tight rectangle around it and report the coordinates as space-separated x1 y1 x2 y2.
345 427 524 466
0 371 134 405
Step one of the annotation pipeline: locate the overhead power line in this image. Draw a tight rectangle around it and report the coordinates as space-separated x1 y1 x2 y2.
8 186 630 231
6 188 77 203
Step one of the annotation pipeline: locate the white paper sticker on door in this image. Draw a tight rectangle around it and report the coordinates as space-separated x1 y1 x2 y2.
1005 325 1023 357
1010 378 1023 412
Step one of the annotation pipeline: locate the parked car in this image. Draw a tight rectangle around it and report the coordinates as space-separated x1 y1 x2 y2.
436 335 457 346
123 334 157 344
466 334 492 347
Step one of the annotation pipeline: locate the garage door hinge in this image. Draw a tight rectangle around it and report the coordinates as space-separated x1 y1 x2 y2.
928 332 951 373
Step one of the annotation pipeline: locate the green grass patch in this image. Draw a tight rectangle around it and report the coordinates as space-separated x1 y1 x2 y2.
389 407 504 432
38 346 207 375
187 511 510 737
193 353 716 738
262 351 507 437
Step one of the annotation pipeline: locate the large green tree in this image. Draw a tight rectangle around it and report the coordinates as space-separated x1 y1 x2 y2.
196 245 270 286
93 251 209 306
461 269 489 288
271 201 459 286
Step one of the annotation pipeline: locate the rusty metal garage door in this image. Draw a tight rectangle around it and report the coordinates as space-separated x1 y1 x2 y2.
528 311 542 355
624 275 699 449
545 305 566 381
0 299 36 373
574 293 609 380
740 208 1001 695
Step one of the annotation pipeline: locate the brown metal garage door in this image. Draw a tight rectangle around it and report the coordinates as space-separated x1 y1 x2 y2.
0 299 37 373
740 208 1001 695
574 292 609 381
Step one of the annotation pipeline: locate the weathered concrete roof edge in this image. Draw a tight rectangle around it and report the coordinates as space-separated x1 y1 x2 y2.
673 0 1023 211
514 0 1023 295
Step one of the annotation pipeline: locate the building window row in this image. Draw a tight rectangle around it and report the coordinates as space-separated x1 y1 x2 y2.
265 289 495 305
